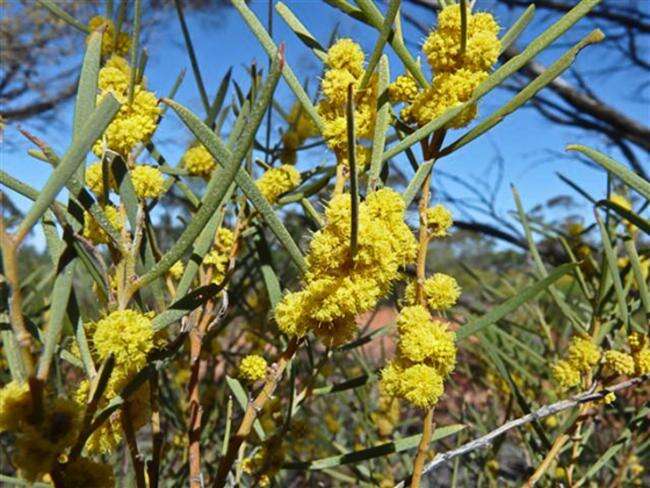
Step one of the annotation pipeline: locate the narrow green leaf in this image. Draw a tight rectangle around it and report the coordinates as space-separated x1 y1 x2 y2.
567 145 650 201
359 0 400 90
597 199 649 235
233 0 324 133
15 95 120 244
594 210 629 330
225 376 266 441
276 2 327 62
459 0 468 56
368 55 390 192
499 4 535 53
174 0 210 114
402 160 434 208
127 0 143 104
36 0 89 33
73 31 102 142
623 238 650 320
284 424 465 470
457 263 577 341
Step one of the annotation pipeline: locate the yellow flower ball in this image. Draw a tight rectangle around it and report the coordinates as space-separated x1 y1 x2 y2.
82 205 124 245
87 16 131 57
85 161 117 196
633 348 650 375
388 74 419 104
93 309 154 373
422 4 501 74
421 273 461 311
566 337 600 373
425 204 453 238
183 144 216 177
603 350 635 376
551 359 580 389
131 164 165 199
326 38 365 77
256 164 301 203
239 354 268 383
381 361 444 409
168 261 185 280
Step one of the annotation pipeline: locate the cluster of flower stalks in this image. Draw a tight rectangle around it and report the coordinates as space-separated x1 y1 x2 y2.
1 0 649 487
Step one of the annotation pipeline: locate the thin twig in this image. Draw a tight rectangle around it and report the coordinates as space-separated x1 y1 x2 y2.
395 374 649 487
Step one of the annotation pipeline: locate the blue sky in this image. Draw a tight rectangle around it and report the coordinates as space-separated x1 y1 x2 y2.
3 1 648 249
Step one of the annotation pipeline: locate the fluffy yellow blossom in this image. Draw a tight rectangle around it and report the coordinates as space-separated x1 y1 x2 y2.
130 164 165 199
381 361 444 409
628 333 647 353
610 193 631 211
425 204 453 237
406 273 461 310
85 161 117 196
93 309 154 373
239 354 268 383
397 306 457 375
183 144 216 177
275 188 416 346
633 348 650 375
215 227 235 252
82 205 124 245
93 57 160 157
242 436 286 484
60 457 115 488
256 164 301 203
406 69 487 128
169 260 185 280
388 74 419 104
544 415 558 429
318 39 378 165
0 381 31 432
422 4 501 74
566 337 601 373
603 392 616 404
603 350 635 375
551 359 581 389
326 38 365 76
87 16 131 57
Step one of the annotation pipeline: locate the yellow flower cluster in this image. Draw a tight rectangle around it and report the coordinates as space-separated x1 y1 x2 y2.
82 205 124 245
182 144 216 177
317 39 377 168
85 161 117 196
603 350 634 376
389 4 501 128
239 354 268 383
168 260 185 280
0 382 81 481
87 15 131 57
552 336 600 389
281 102 318 164
203 227 235 285
256 164 301 203
275 188 417 346
425 204 454 237
76 309 154 453
131 164 165 199
59 457 115 488
405 273 461 311
422 5 501 74
628 333 650 375
93 56 160 157
381 305 456 409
